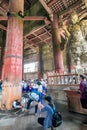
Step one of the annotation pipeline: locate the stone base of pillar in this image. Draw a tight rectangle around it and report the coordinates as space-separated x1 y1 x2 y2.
57 69 64 74
1 81 22 110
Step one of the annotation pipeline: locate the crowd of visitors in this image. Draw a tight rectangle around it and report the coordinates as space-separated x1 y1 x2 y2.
12 78 61 130
22 79 47 94
1 73 87 129
13 78 48 114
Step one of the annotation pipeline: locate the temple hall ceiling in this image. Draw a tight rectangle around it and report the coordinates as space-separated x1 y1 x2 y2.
0 0 87 60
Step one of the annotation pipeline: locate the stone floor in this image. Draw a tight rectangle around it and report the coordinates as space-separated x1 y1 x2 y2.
0 100 87 130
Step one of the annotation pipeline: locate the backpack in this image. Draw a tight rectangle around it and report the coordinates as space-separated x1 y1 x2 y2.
52 111 62 127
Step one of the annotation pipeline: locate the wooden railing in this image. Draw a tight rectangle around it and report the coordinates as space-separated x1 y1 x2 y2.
47 72 87 86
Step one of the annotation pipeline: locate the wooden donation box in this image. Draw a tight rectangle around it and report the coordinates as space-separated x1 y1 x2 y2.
64 90 87 114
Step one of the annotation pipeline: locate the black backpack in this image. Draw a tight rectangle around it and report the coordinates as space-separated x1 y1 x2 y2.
52 111 62 127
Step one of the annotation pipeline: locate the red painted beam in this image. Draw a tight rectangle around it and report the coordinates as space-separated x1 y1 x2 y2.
0 16 48 21
0 24 7 30
47 0 57 7
24 16 46 21
0 16 8 21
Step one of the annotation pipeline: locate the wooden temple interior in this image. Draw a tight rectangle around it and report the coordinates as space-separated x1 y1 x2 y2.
0 0 87 114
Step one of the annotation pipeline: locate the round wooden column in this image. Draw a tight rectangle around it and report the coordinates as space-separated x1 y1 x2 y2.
0 47 1 79
1 0 24 109
52 13 64 74
38 45 43 79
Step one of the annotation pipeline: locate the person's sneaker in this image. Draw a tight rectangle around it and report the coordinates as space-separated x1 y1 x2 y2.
34 113 37 116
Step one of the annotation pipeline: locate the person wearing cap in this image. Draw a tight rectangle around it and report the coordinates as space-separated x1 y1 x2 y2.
37 96 55 130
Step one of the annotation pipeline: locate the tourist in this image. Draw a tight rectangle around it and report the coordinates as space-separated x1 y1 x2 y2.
37 96 55 130
79 74 87 124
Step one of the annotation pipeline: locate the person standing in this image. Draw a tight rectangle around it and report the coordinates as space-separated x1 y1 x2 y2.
79 74 87 108
37 81 43 103
79 74 87 124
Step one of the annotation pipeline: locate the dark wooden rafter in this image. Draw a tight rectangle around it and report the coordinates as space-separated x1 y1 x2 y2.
24 0 32 10
0 0 5 5
39 0 53 21
24 37 38 48
32 32 48 44
44 0 84 18
44 27 52 36
59 0 83 16
0 24 6 30
25 24 47 38
62 0 68 8
47 0 58 6
25 0 30 5
24 24 52 47
0 16 50 24
0 16 8 20
24 16 49 21
0 0 8 12
0 7 6 15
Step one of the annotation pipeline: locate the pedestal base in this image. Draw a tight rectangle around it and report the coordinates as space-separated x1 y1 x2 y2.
65 90 87 114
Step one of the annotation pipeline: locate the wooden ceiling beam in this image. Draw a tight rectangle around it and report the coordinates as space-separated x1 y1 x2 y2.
39 0 53 21
24 16 46 21
33 32 48 44
59 0 82 16
0 16 8 20
62 0 68 8
0 0 4 5
0 16 49 22
0 24 6 31
24 25 46 38
47 0 57 7
43 27 52 36
24 38 38 47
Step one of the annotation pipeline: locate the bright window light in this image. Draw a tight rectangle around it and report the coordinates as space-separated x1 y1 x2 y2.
24 62 38 73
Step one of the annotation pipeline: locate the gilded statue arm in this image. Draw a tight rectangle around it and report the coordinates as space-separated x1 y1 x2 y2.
62 21 71 38
80 20 87 40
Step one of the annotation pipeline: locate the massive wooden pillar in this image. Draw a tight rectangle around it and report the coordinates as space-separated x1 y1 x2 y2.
1 0 24 109
0 47 1 79
38 45 43 79
0 31 2 79
0 31 6 79
52 14 64 74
